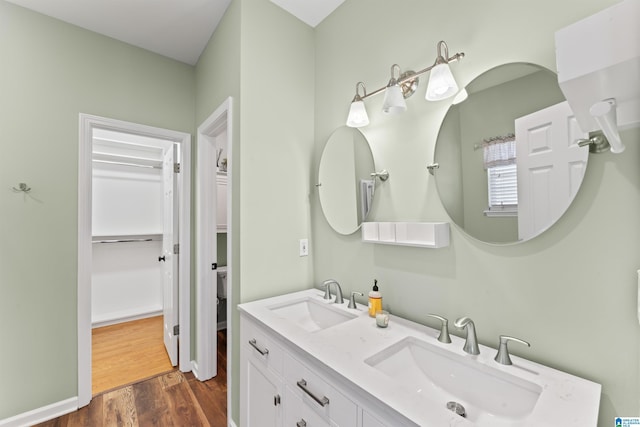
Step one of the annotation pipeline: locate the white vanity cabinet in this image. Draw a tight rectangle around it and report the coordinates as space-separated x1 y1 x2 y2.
240 313 413 427
283 352 357 426
239 289 602 427
361 411 387 427
240 315 285 427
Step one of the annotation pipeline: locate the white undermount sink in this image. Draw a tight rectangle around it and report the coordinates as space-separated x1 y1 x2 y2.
268 297 357 332
365 336 543 425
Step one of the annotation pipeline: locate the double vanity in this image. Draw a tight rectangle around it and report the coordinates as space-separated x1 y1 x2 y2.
239 288 601 426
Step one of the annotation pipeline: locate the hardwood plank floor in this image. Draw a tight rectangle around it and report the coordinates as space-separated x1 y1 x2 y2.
35 330 228 427
92 316 173 395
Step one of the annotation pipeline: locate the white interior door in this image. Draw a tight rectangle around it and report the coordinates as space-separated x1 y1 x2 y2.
162 144 179 366
516 101 588 241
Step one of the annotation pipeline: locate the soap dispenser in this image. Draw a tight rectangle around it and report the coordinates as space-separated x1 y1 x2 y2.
368 279 382 317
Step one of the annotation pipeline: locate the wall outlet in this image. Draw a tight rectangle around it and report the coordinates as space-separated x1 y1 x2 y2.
299 238 309 257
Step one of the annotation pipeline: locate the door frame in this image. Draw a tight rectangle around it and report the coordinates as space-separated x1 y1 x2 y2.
77 113 191 407
194 98 233 392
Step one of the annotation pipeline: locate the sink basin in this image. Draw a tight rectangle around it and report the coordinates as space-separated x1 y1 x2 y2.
365 337 542 425
268 297 357 332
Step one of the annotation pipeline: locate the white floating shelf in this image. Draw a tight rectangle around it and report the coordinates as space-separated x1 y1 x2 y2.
361 222 450 248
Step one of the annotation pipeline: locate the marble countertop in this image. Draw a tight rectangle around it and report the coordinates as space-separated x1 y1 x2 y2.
238 288 601 426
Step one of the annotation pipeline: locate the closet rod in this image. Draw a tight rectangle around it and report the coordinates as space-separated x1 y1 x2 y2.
92 159 160 169
93 238 153 244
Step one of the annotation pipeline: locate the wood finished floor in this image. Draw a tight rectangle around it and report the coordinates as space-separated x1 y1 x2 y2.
35 330 228 427
92 316 173 395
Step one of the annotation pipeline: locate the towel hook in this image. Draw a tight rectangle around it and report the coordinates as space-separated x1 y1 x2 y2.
12 183 31 193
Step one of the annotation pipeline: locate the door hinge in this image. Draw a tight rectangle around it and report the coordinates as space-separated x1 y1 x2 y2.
173 325 179 336
174 163 181 173
173 243 179 254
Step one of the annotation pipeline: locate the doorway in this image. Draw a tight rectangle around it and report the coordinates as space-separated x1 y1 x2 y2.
77 114 191 407
195 97 233 421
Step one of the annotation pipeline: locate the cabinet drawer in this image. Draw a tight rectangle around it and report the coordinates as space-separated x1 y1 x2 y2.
284 353 357 426
242 317 284 376
284 386 330 427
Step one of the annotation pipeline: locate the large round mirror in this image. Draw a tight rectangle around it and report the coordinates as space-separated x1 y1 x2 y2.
318 127 376 235
434 63 589 244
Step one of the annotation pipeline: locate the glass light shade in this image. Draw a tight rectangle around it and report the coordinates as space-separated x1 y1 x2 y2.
426 63 459 101
346 100 370 127
382 85 407 114
452 88 468 105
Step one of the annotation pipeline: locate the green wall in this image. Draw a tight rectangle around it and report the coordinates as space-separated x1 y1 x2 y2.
313 1 639 425
195 0 314 423
0 0 194 419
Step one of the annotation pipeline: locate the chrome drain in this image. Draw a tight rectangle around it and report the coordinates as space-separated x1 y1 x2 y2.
446 401 466 418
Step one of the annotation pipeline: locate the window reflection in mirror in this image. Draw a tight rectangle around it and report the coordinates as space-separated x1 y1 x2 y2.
434 63 588 244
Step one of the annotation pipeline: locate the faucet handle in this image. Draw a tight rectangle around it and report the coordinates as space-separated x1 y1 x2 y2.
494 335 530 365
348 292 364 309
426 314 452 344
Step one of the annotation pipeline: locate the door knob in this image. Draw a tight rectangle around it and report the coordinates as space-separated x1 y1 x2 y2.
158 255 166 262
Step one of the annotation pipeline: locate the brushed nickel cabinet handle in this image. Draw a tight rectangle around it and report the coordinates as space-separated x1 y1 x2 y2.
248 338 269 356
296 379 329 407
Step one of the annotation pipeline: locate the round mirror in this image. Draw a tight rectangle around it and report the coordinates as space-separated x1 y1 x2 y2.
318 127 376 235
434 63 589 244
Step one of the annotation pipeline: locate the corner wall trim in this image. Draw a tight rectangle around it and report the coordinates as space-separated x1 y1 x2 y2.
0 397 77 427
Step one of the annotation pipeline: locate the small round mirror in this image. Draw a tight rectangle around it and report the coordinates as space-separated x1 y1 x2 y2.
434 63 589 244
318 127 376 235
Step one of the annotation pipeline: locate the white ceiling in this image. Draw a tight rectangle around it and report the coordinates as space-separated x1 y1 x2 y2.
5 0 345 65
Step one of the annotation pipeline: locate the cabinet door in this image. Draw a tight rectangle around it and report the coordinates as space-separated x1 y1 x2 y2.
244 357 282 427
362 410 387 427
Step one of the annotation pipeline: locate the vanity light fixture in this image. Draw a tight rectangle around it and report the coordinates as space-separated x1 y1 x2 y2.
345 40 464 128
425 41 460 101
382 64 407 115
346 82 370 127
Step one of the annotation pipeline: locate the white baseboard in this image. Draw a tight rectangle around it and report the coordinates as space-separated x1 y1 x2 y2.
0 397 77 427
92 308 162 328
191 359 201 380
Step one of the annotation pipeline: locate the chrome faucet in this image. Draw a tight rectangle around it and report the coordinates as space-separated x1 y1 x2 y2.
454 316 480 355
322 279 344 304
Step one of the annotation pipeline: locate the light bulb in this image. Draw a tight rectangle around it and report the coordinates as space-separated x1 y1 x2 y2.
426 63 459 101
382 84 407 114
346 100 369 127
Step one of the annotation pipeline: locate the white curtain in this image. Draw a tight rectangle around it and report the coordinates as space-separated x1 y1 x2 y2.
482 134 516 169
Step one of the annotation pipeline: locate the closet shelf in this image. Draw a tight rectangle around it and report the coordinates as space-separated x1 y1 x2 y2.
361 222 450 248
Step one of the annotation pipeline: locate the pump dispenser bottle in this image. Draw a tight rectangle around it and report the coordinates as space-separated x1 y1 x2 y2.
368 279 382 317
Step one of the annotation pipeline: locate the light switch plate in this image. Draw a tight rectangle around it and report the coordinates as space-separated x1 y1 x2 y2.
299 238 309 257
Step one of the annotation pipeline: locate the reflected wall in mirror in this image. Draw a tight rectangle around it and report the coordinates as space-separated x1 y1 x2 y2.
318 126 376 235
434 63 589 244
